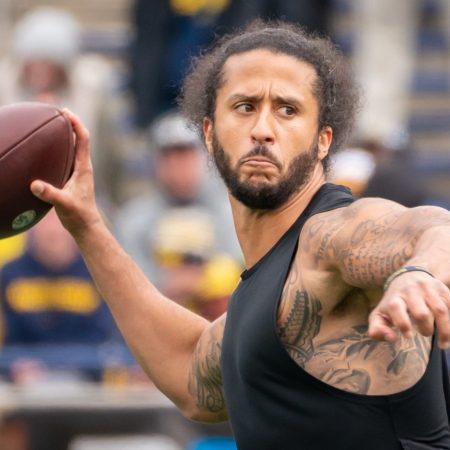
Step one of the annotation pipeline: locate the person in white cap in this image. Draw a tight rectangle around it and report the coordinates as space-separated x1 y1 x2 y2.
0 6 120 209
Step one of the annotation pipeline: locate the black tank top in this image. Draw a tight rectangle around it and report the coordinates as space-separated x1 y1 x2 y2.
221 183 450 450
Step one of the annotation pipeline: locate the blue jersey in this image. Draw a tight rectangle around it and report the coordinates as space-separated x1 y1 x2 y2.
0 251 115 345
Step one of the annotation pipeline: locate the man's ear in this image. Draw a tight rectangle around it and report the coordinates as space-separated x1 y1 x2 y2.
203 117 213 156
318 126 332 161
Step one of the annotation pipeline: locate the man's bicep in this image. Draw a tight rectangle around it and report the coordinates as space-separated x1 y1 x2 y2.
326 200 450 288
187 314 228 422
303 198 435 288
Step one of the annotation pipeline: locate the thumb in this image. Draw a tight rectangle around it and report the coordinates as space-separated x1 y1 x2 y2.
30 180 64 206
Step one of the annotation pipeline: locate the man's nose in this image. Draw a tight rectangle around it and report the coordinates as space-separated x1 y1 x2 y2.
251 111 275 145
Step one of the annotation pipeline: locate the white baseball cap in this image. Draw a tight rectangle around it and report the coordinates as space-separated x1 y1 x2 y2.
13 6 80 66
149 111 202 151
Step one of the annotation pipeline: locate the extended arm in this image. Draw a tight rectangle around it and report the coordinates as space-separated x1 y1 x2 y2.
305 198 450 347
30 111 227 422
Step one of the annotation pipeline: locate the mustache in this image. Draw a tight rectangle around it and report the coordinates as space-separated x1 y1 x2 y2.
238 145 282 170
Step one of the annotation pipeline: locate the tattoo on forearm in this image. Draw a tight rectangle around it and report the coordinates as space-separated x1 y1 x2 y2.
188 323 225 414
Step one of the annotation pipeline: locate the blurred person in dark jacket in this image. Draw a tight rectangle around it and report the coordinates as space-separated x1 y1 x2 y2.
358 139 450 208
129 0 330 128
0 209 117 383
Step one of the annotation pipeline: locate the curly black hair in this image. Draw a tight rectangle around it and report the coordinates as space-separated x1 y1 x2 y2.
178 19 361 172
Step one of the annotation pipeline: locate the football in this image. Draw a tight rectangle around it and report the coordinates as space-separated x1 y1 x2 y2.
0 102 74 239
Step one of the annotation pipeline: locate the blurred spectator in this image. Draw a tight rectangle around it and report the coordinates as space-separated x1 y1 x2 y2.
329 147 376 196
130 0 232 128
218 0 331 35
329 137 437 207
0 235 26 268
115 110 241 288
130 0 331 128
0 6 121 210
360 139 448 208
362 164 430 207
153 207 241 320
333 138 450 209
0 209 118 382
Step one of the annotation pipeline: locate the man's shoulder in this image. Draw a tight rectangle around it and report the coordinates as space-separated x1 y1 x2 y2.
305 196 407 231
299 197 408 267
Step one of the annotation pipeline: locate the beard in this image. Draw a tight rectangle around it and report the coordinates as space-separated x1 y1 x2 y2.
212 132 319 210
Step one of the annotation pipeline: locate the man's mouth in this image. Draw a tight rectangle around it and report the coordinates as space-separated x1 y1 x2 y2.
241 156 281 170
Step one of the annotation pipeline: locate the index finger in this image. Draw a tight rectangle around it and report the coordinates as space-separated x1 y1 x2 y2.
424 288 450 348
61 108 91 165
368 309 398 342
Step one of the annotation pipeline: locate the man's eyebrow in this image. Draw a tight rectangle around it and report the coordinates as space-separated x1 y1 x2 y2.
227 93 305 109
227 93 262 104
272 95 304 109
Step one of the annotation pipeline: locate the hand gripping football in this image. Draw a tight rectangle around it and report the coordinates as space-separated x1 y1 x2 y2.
0 102 74 238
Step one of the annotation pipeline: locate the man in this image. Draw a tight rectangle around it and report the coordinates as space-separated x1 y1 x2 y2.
29 21 450 449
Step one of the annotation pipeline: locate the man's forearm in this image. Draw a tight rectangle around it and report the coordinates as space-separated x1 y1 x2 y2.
74 220 209 409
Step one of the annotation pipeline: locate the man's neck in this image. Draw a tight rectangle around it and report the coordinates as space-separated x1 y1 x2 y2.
231 164 326 268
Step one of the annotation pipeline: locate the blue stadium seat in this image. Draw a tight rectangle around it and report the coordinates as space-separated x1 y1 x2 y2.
187 437 237 450
411 71 450 93
416 29 449 52
330 0 355 14
408 111 450 133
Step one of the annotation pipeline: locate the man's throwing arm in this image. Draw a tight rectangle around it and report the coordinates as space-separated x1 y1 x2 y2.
29 110 228 422
75 223 228 422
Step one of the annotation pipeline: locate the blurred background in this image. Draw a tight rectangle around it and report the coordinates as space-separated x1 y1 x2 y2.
0 0 449 449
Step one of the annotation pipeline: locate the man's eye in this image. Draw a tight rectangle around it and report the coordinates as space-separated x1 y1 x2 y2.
235 103 254 113
279 105 296 116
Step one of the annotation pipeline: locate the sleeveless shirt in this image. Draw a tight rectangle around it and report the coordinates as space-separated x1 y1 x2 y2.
221 183 450 450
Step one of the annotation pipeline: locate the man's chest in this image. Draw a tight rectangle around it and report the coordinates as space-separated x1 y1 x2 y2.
276 271 431 395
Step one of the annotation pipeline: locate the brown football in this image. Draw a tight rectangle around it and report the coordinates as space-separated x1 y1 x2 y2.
0 102 74 239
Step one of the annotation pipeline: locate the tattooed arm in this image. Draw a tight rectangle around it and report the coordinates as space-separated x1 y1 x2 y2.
304 198 450 347
28 112 227 423
187 314 228 422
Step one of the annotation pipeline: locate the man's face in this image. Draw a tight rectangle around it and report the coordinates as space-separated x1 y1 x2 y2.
203 49 332 209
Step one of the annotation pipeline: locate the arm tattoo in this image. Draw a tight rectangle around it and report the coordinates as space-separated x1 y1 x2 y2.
279 291 430 394
335 211 417 285
187 319 226 414
279 202 438 394
279 289 322 367
302 202 425 287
